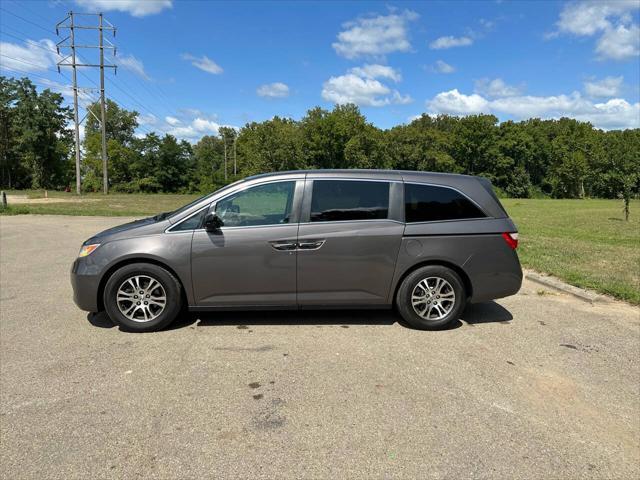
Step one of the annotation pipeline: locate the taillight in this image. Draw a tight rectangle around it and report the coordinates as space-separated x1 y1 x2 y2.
502 232 518 250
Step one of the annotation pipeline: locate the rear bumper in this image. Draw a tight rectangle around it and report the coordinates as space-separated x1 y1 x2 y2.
466 251 523 303
70 259 101 312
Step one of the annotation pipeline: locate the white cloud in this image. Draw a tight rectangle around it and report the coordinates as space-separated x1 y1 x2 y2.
584 76 624 97
256 82 290 98
429 35 473 50
425 88 640 130
556 0 637 36
0 39 60 72
117 53 149 80
332 10 419 59
181 54 223 74
349 64 401 82
595 23 640 60
427 89 490 115
74 0 172 17
474 78 524 98
140 111 237 142
192 117 222 133
166 117 238 140
553 0 639 61
322 75 392 107
321 65 411 107
428 60 456 74
138 114 157 126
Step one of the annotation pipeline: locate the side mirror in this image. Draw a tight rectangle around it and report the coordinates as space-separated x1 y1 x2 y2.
203 212 224 232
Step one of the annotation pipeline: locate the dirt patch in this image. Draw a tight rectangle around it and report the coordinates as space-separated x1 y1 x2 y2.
6 195 99 204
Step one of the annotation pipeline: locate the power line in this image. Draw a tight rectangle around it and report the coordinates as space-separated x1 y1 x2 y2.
0 65 72 86
0 6 55 35
6 0 54 27
124 71 177 118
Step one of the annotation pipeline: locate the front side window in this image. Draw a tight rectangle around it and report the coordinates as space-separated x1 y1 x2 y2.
215 181 295 227
310 180 390 222
171 207 207 231
404 183 486 223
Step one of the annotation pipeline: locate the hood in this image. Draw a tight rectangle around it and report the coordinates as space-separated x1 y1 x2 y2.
84 216 170 245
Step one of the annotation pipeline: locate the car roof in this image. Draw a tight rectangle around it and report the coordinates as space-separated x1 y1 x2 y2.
244 169 476 182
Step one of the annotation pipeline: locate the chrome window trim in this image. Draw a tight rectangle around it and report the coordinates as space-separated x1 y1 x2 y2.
304 178 397 224
298 219 403 226
403 181 489 221
308 177 400 184
166 179 301 233
404 217 491 226
217 223 299 232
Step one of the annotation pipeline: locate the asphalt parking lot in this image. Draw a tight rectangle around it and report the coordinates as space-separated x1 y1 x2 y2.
1 215 639 479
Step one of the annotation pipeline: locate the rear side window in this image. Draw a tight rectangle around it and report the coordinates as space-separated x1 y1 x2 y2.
310 180 390 222
404 184 486 223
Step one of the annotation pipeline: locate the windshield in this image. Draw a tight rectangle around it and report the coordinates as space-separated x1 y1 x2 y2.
153 192 214 222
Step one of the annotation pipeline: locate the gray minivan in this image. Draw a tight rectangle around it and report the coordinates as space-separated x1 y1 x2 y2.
71 170 522 332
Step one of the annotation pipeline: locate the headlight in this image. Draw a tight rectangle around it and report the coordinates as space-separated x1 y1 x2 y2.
79 244 100 257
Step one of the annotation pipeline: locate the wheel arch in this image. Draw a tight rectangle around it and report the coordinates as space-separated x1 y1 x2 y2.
392 260 473 305
97 257 189 311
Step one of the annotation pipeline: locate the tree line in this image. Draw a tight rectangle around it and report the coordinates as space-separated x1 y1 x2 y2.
1 76 638 206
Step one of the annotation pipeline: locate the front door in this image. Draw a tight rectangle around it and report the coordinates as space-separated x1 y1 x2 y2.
191 180 301 307
296 178 404 307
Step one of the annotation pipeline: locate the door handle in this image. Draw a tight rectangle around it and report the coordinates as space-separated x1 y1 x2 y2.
269 241 298 251
297 239 326 250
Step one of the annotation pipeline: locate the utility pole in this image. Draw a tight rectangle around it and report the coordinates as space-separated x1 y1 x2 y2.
69 12 81 195
99 14 108 194
223 134 228 181
233 136 237 176
56 12 116 195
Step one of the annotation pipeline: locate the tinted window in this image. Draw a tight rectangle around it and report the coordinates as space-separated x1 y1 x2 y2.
310 180 390 222
405 184 486 222
216 181 295 227
171 208 207 231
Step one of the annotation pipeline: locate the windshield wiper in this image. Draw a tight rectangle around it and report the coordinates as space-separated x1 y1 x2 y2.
152 211 173 221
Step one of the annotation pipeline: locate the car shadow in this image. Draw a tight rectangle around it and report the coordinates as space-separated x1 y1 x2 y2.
195 309 399 328
87 300 513 332
461 301 514 326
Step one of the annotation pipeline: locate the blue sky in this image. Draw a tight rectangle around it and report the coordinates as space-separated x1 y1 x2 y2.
1 0 639 140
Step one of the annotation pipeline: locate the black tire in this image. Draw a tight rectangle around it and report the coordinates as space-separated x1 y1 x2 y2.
396 265 466 330
103 263 183 332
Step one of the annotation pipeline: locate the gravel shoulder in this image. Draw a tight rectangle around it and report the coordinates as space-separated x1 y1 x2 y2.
1 215 639 479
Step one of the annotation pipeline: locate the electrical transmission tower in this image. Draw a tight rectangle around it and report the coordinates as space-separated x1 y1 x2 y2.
56 12 117 194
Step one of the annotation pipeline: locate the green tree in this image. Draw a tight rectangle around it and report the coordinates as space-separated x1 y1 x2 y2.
591 130 640 220
193 135 225 192
1 77 72 189
82 99 139 192
237 117 302 175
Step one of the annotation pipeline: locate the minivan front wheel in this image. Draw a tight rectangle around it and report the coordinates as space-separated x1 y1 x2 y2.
396 265 466 330
104 263 182 332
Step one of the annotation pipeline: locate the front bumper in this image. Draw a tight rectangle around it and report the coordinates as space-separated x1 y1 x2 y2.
70 258 101 312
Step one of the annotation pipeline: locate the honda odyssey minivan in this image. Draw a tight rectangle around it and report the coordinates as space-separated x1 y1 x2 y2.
71 170 522 332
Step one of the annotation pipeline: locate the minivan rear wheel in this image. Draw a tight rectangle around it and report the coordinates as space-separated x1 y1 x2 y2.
396 265 466 330
104 263 182 332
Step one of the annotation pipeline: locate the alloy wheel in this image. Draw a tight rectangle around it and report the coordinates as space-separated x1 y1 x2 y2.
411 276 456 320
116 275 167 323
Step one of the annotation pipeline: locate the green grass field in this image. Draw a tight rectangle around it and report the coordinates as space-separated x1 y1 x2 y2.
2 190 638 304
502 199 639 304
